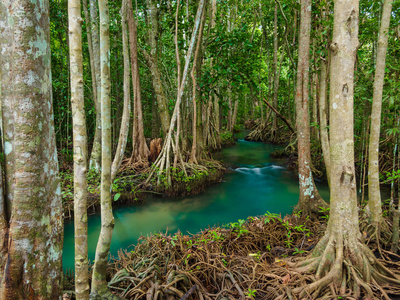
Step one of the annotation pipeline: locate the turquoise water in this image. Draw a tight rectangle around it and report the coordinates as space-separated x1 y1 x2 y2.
62 137 329 270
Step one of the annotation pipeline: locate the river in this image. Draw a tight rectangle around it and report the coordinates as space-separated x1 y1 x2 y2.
62 135 329 270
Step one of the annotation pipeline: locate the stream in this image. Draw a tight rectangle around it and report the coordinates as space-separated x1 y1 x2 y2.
62 135 330 270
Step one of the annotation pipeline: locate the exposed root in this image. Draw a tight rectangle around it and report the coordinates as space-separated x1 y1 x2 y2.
100 214 324 299
359 213 395 255
283 236 400 299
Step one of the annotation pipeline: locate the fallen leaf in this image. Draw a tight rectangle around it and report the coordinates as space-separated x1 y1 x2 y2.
281 274 291 284
274 258 286 266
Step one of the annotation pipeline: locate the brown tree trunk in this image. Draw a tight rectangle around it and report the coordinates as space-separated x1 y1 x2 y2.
127 0 149 164
272 3 278 133
294 0 326 214
143 0 171 137
190 8 206 163
111 0 132 182
0 1 63 298
366 0 394 225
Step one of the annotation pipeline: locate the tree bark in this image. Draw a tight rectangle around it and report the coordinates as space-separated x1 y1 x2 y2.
89 0 102 172
190 7 206 163
294 0 326 214
143 0 171 137
68 0 90 298
129 3 149 163
318 60 331 187
0 1 63 298
366 0 394 225
272 3 278 133
111 0 132 182
90 0 119 298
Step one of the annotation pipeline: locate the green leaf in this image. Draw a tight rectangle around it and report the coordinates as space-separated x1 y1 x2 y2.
114 193 121 201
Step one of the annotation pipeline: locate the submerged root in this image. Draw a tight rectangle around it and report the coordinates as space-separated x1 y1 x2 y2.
282 236 400 299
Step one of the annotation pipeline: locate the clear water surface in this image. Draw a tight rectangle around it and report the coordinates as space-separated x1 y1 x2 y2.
62 134 329 270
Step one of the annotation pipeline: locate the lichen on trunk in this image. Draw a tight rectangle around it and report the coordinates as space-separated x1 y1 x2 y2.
0 1 64 298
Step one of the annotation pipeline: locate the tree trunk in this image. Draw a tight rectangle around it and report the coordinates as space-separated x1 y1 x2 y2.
272 3 278 133
294 0 326 214
143 0 171 137
69 0 90 298
111 0 132 182
366 0 394 225
0 1 63 298
127 1 149 164
231 99 239 132
318 60 331 187
190 8 206 163
89 0 102 172
90 0 119 298
290 2 400 298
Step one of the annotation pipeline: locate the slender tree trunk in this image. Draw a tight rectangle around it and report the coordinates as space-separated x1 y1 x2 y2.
89 0 102 172
366 0 394 225
190 8 206 163
0 1 63 298
127 1 149 164
69 0 90 298
90 0 119 298
318 60 331 186
231 99 239 132
111 0 131 182
0 163 6 275
312 73 319 140
272 3 278 133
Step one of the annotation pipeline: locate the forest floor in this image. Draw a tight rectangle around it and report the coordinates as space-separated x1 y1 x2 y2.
63 210 400 299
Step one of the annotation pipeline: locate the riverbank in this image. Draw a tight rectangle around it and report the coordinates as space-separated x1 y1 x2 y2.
60 132 237 219
61 159 226 219
63 211 400 299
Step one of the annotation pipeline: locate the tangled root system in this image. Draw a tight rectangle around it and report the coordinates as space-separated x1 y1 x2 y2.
105 214 327 299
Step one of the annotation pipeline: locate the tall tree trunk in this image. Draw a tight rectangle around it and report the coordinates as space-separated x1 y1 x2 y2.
111 0 132 182
143 0 171 137
127 1 149 164
69 0 90 298
190 7 206 163
89 0 102 172
272 3 278 133
231 99 239 132
318 60 331 187
366 0 394 225
0 1 63 298
294 0 327 214
90 0 118 298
